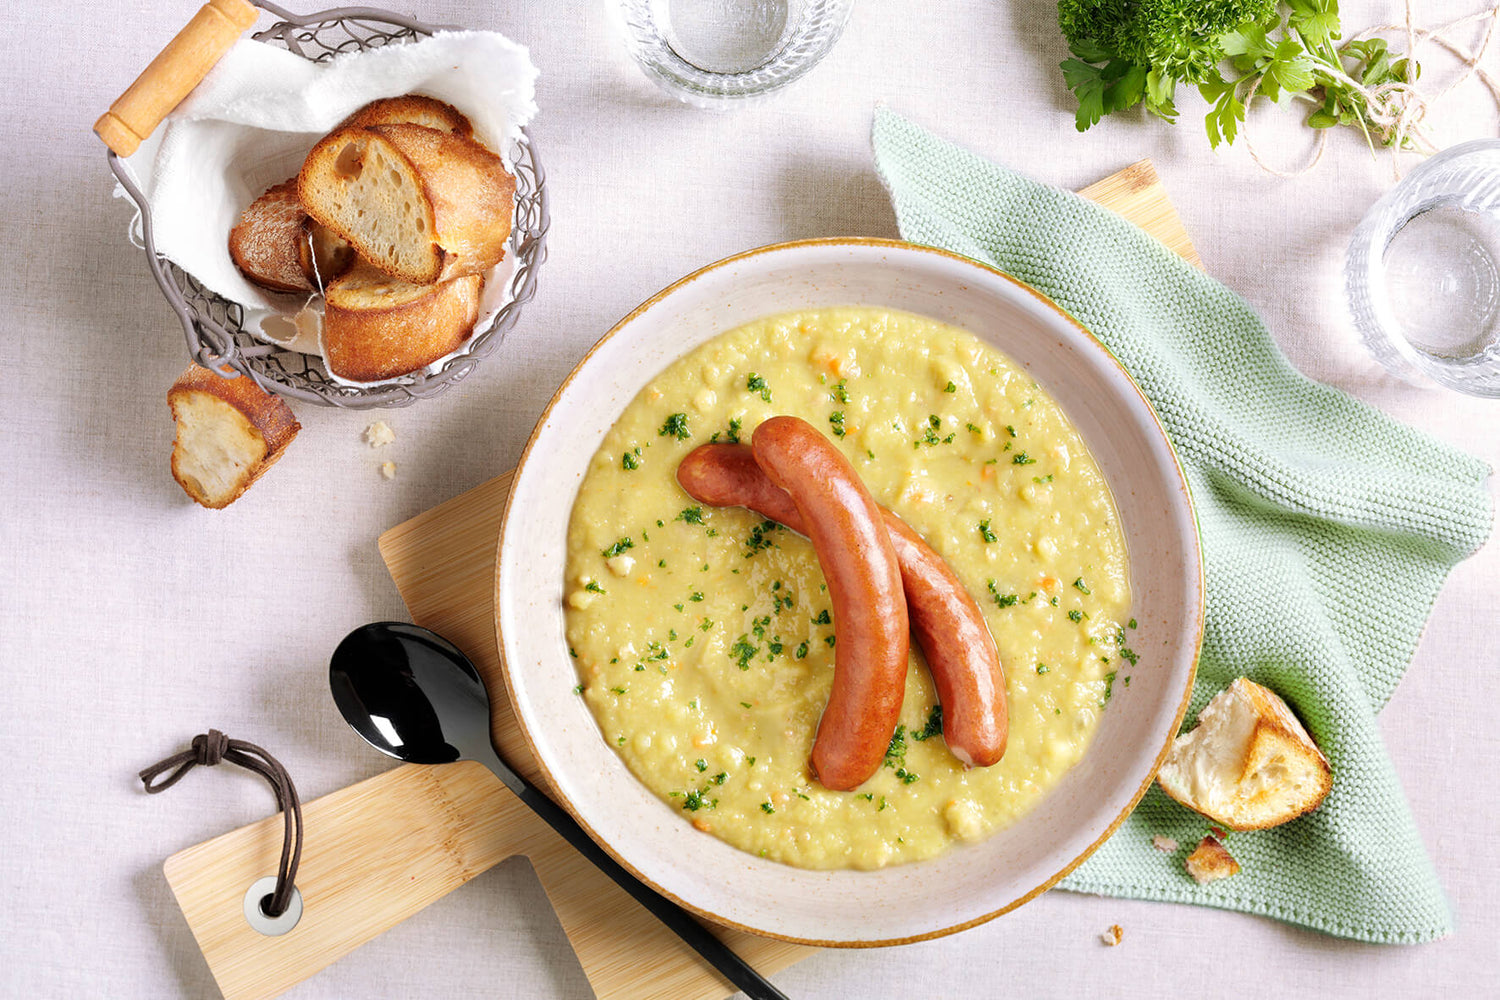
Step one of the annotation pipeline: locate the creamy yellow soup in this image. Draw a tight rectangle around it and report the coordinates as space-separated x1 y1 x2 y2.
563 307 1132 869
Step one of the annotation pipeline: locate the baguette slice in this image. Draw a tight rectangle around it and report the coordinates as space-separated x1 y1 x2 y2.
228 181 315 293
168 366 300 509
297 218 357 287
336 94 474 138
230 180 355 292
322 262 483 382
1157 677 1332 831
298 123 514 285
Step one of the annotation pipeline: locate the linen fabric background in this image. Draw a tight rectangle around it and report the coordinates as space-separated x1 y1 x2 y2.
4 1 1497 997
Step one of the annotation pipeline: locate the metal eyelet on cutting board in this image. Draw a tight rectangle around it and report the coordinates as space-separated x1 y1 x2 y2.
242 876 302 936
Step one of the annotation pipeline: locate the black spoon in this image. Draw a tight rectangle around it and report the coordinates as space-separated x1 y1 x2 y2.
330 621 788 1000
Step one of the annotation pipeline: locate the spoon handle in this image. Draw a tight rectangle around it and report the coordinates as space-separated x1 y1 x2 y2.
474 743 790 1000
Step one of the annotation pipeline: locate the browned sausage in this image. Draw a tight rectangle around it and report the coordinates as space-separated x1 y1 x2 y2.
747 417 909 791
678 443 1008 768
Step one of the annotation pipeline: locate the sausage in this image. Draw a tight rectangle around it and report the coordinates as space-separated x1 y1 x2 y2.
678 442 1008 768
747 417 909 790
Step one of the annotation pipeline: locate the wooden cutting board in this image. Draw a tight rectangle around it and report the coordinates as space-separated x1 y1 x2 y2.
161 159 1200 1000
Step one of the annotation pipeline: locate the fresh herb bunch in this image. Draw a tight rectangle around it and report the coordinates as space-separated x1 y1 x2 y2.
1058 0 1417 149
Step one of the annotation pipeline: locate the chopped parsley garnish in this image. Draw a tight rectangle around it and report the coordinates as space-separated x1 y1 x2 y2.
621 448 641 470
694 759 708 772
711 772 726 785
568 647 578 659
987 579 1018 607
676 506 705 524
1068 609 1085 623
1005 424 1017 437
659 413 690 440
912 704 943 742
831 379 849 403
751 615 771 639
699 616 714 631
795 641 809 659
858 793 874 801
746 373 772 402
1120 647 1140 666
812 609 831 625
768 639 784 658
1012 451 1037 465
1129 617 1138 629
746 757 756 766
978 519 997 543
681 788 715 811
1036 663 1050 674
966 422 982 434
1033 474 1054 484
1073 577 1092 595
730 635 758 670
740 701 751 709
744 520 782 557
1102 670 1118 706
760 802 775 814
944 380 957 392
884 725 908 770
896 768 920 784
610 686 626 695
825 635 836 647
584 580 605 594
829 411 846 437
726 417 741 443
601 537 633 558
689 591 704 602
572 683 584 694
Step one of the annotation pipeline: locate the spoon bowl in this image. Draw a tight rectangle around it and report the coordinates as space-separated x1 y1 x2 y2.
330 622 490 766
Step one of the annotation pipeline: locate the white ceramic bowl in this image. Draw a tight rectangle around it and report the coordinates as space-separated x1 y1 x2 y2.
496 239 1202 946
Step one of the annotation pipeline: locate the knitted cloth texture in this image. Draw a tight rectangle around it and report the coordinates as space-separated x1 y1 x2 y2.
872 108 1493 944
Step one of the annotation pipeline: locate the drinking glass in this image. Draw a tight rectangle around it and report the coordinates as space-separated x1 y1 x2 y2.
1346 139 1500 397
606 0 855 108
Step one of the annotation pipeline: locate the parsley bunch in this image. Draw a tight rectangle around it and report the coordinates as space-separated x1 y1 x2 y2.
1058 0 1417 149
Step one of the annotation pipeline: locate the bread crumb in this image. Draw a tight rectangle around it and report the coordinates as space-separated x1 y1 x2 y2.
1152 835 1179 853
380 461 397 480
364 420 395 447
1185 835 1240 884
1100 924 1123 946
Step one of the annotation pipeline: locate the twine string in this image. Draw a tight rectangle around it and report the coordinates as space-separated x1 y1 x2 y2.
139 730 303 918
1240 1 1500 177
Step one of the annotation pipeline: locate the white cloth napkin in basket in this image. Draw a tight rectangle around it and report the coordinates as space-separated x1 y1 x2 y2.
117 31 538 372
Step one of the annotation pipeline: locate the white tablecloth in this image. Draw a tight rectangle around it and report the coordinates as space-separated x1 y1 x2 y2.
3 2 1496 997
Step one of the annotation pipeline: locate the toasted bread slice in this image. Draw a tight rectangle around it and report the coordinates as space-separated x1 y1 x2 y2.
336 95 474 138
297 219 356 287
229 181 315 293
322 262 483 382
1184 835 1240 885
1157 677 1331 831
230 180 355 292
297 124 513 285
168 366 300 509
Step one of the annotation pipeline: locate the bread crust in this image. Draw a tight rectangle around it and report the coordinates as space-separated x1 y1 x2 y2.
335 95 474 138
322 264 484 382
168 365 300 509
228 181 314 293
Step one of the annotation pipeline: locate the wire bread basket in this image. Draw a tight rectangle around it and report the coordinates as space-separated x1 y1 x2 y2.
100 0 549 409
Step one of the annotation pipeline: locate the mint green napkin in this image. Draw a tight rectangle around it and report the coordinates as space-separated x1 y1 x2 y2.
872 108 1493 944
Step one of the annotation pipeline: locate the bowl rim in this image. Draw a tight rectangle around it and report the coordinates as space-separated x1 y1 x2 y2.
495 237 1203 946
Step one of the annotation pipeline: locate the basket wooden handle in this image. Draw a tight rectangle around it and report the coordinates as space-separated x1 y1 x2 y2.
94 0 259 157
